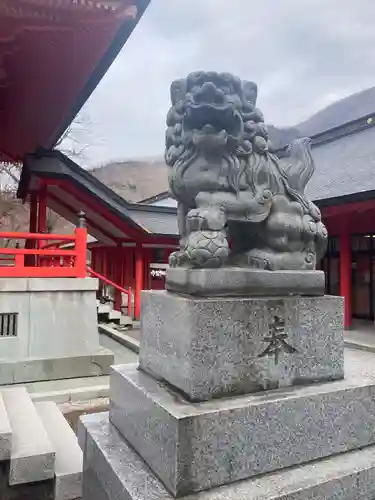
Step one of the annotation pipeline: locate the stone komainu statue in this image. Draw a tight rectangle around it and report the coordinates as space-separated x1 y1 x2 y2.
165 71 327 270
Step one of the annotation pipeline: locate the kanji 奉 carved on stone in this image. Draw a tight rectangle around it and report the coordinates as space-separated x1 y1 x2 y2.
165 71 328 270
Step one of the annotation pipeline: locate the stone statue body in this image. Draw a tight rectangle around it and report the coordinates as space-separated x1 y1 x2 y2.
165 71 327 270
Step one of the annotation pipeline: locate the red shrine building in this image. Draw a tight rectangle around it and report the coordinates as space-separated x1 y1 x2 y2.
17 112 375 327
1 1 375 330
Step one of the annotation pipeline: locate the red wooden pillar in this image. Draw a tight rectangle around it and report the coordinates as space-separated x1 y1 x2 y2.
75 229 88 278
91 248 96 272
37 186 47 233
26 193 38 266
143 248 152 290
103 249 108 277
340 230 352 329
29 193 38 235
97 248 104 297
124 249 128 285
36 186 47 266
163 248 170 263
134 243 144 320
114 244 122 311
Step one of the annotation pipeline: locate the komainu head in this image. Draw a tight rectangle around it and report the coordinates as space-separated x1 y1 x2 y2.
165 71 271 169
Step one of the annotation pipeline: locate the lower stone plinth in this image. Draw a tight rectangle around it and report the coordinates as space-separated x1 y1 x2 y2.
140 291 344 401
110 348 375 496
79 411 375 500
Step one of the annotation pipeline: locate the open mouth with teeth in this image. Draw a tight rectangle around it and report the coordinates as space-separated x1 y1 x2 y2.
183 103 243 144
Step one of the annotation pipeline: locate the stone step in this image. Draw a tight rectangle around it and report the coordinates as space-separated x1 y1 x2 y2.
119 315 133 327
98 324 139 354
108 309 121 321
35 401 83 500
97 303 111 315
2 387 55 485
98 305 133 327
0 392 12 461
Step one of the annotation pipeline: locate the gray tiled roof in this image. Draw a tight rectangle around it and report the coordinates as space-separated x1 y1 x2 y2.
129 209 178 236
307 125 375 201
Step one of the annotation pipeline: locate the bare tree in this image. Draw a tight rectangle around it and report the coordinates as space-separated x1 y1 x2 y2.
0 113 92 245
55 111 93 161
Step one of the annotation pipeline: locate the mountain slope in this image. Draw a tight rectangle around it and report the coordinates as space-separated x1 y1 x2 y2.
91 87 375 202
90 158 169 203
296 87 375 137
268 125 301 150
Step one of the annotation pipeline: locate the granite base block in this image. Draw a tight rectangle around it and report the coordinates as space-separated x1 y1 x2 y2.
166 267 326 296
110 352 375 496
82 467 110 500
79 412 375 500
139 291 344 401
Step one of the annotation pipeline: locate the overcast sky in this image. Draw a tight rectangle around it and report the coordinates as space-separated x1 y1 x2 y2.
75 0 375 167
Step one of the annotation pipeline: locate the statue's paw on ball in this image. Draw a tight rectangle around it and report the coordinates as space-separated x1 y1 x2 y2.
186 209 206 232
184 231 229 268
169 251 187 268
187 207 226 232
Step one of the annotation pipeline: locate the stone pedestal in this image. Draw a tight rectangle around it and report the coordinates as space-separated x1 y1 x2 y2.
79 271 375 500
140 291 344 401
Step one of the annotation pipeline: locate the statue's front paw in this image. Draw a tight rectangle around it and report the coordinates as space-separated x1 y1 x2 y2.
186 209 206 232
187 208 226 232
168 251 186 268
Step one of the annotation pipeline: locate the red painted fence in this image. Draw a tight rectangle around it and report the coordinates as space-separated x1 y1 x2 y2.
0 227 87 278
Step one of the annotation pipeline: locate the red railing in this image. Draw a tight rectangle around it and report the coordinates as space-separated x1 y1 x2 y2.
87 266 132 315
0 228 87 278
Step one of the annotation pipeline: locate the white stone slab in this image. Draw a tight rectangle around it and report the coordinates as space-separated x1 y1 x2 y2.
0 350 114 385
28 287 99 357
0 276 102 367
35 401 83 500
0 392 12 460
0 293 30 361
2 387 55 485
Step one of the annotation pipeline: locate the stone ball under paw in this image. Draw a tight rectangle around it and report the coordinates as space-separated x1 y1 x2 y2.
185 231 229 268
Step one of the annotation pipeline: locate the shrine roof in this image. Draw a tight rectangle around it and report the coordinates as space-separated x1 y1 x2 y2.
18 150 178 241
0 0 150 162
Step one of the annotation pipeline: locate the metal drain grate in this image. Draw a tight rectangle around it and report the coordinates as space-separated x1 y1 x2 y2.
0 313 18 337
